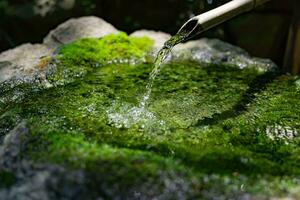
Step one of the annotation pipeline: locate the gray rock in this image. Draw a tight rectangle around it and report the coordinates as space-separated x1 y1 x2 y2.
129 31 277 71
0 122 195 199
0 121 29 170
0 120 88 200
130 30 171 51
0 162 88 200
0 44 53 83
172 38 277 71
43 16 119 49
0 161 195 200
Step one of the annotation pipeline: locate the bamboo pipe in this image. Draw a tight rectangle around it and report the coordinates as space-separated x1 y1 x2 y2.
178 0 271 40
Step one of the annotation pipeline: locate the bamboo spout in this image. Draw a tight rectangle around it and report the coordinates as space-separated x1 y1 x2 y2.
178 0 271 41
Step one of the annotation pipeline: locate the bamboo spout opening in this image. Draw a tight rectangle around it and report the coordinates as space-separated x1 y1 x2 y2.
177 18 203 41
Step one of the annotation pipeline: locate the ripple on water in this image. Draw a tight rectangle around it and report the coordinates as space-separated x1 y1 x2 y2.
107 102 166 131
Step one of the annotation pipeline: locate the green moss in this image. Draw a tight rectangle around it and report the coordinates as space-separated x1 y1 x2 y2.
48 32 154 85
13 61 299 196
25 131 193 185
59 32 153 64
23 130 300 198
1 33 300 197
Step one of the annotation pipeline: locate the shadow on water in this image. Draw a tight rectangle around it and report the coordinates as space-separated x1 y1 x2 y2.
196 70 281 127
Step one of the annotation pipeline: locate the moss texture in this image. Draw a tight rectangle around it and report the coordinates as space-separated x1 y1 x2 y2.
0 33 300 198
48 32 153 85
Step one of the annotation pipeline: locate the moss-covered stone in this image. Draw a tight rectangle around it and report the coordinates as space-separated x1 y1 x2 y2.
1 33 300 198
48 32 153 85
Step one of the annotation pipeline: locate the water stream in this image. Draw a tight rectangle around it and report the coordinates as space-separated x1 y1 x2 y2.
139 32 188 108
108 31 188 128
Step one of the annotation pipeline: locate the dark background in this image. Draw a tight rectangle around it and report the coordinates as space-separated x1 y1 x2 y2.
0 0 293 66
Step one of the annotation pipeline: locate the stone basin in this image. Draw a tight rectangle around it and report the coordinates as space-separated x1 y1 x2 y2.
0 16 299 200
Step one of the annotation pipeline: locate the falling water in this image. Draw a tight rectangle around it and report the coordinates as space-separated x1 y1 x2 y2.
139 31 188 108
107 31 188 129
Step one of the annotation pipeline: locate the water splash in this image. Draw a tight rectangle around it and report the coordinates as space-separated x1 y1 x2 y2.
107 102 165 130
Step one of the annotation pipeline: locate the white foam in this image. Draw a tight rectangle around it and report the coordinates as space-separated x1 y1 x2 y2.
107 102 165 130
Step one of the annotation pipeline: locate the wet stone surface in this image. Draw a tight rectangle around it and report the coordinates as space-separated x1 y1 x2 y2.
0 17 300 200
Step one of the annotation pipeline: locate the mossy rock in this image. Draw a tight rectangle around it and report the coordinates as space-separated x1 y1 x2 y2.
0 33 300 199
47 32 154 85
